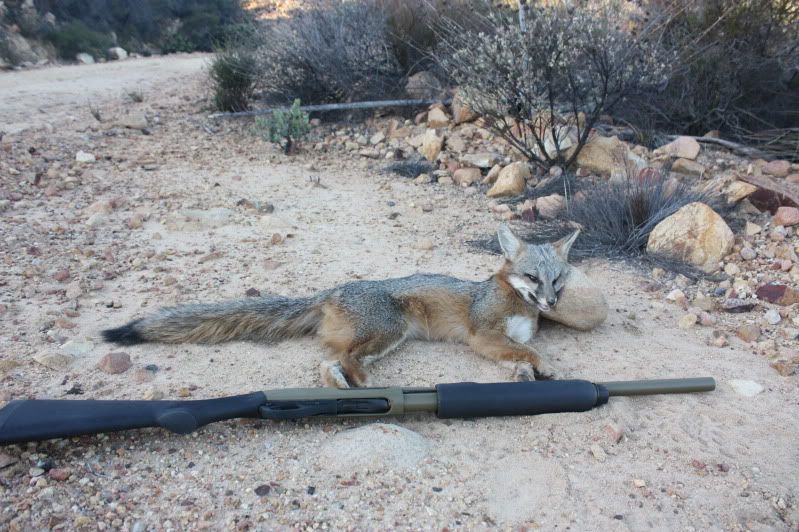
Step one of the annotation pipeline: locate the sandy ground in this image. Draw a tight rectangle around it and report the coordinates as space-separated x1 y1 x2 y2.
0 56 797 531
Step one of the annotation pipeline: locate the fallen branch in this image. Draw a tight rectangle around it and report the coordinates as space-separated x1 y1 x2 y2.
208 98 452 119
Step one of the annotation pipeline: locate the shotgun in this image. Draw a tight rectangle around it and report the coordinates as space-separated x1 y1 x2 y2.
0 377 715 445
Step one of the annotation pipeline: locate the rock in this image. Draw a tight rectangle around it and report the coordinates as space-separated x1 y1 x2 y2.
536 194 565 219
590 444 606 462
419 130 444 162
75 151 96 163
770 360 796 376
133 367 155 383
452 91 478 124
773 206 799 226
143 387 164 400
693 293 715 311
728 379 763 397
167 208 233 231
427 108 450 128
671 158 706 177
726 181 758 203
724 263 740 276
763 160 791 177
437 176 454 186
75 53 94 64
98 352 132 374
745 222 762 236
60 339 94 357
358 148 380 159
484 164 503 185
414 239 434 251
413 173 432 184
487 169 526 198
575 135 637 177
764 309 782 325
107 47 128 61
53 269 70 282
633 479 646 488
86 212 108 227
755 283 799 305
646 202 734 273
48 468 70 481
736 324 761 343
740 247 757 260
605 422 624 443
33 351 74 370
405 71 444 99
452 168 481 187
117 112 148 130
655 136 700 160
317 423 429 472
722 298 756 313
86 200 114 215
369 132 385 145
460 152 500 169
666 289 688 307
678 314 698 329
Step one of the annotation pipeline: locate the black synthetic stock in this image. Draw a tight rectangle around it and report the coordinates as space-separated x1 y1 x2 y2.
0 392 267 445
435 380 609 418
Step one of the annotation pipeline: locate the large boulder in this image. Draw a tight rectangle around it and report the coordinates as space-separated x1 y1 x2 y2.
646 202 734 273
654 136 701 160
107 47 128 61
452 90 478 124
575 135 642 178
487 162 529 198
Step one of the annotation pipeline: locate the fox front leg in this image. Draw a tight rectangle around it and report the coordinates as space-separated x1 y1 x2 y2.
467 330 556 381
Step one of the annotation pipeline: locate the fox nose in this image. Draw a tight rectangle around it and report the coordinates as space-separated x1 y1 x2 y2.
547 297 557 306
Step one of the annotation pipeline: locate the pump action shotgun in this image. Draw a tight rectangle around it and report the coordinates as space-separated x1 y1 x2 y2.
0 377 715 445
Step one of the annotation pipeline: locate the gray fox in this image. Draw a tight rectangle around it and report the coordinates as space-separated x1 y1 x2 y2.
102 225 607 387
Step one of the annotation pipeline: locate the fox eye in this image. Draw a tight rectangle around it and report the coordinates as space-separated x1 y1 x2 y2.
526 274 538 283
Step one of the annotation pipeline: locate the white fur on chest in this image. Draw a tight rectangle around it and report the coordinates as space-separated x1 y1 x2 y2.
505 315 534 344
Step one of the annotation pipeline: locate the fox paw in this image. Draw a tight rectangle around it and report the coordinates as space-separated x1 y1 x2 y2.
513 362 557 381
513 362 535 382
321 361 351 389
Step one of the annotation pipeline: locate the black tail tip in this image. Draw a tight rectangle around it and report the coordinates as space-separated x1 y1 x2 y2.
102 321 145 345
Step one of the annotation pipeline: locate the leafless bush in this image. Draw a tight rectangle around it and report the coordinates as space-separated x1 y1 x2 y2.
379 0 493 74
434 3 672 169
253 0 404 105
622 0 799 145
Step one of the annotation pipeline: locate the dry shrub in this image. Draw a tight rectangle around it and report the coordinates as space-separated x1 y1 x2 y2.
253 0 404 105
434 2 672 169
623 0 799 145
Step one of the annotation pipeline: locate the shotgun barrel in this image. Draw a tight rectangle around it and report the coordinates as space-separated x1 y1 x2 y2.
0 377 715 445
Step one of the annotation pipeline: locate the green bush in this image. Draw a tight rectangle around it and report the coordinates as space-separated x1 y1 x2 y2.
46 21 113 59
254 100 311 155
209 48 258 112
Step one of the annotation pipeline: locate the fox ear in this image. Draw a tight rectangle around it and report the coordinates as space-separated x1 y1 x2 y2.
497 224 522 259
553 230 580 260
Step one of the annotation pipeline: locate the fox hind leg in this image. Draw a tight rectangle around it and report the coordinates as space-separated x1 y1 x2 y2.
318 298 408 388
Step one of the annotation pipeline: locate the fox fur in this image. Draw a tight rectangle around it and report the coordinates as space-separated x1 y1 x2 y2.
103 225 607 387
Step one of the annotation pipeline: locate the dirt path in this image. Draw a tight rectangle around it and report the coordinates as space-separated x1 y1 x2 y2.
0 57 797 530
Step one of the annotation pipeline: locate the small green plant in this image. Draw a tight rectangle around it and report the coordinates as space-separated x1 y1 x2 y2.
209 48 257 112
254 100 311 155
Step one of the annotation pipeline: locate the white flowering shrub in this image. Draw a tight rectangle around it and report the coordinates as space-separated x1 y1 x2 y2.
253 0 404 104
435 4 671 168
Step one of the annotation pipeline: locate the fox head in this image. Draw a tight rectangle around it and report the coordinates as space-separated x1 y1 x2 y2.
497 224 579 312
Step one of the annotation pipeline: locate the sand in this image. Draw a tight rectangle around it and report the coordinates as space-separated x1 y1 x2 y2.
0 55 796 531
